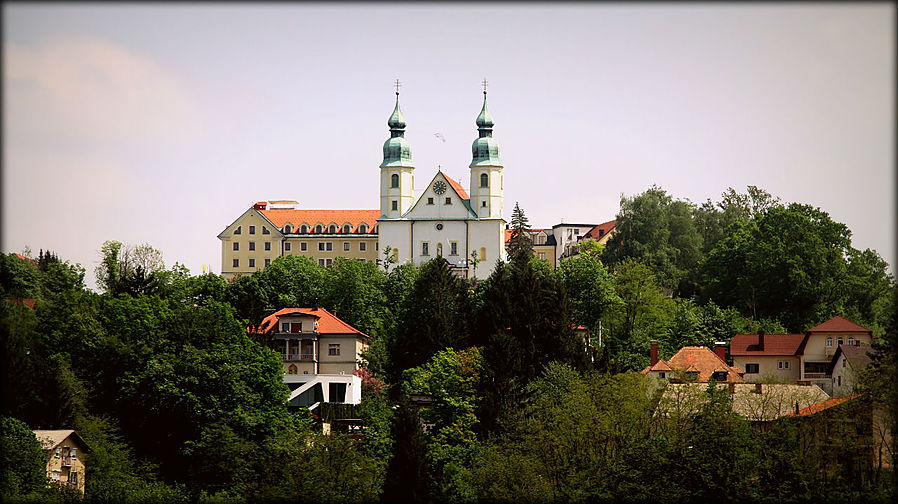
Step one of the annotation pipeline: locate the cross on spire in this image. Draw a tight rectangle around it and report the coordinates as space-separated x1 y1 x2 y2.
481 78 488 95
394 79 402 95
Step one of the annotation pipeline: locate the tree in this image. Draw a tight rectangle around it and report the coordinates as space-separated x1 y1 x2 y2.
557 253 620 364
694 186 780 255
0 416 47 499
602 186 703 295
701 203 855 331
506 202 534 265
95 241 166 296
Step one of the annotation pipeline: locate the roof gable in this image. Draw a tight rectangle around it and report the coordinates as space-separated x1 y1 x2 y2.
32 429 91 452
807 316 872 334
730 333 807 356
404 172 477 219
583 219 616 240
256 307 369 338
218 207 281 239
666 346 745 382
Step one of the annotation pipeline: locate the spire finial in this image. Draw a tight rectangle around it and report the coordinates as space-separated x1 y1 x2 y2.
481 78 488 96
394 79 402 96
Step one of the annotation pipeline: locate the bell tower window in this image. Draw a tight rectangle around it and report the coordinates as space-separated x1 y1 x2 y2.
480 173 489 188
391 174 399 188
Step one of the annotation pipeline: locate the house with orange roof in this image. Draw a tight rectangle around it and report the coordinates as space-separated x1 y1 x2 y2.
253 307 367 408
641 342 745 383
730 316 875 392
32 429 90 495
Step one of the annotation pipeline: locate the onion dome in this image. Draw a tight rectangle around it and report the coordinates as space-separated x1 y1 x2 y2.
470 90 502 167
381 93 413 168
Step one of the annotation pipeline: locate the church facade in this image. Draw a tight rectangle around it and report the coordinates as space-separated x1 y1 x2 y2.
376 88 506 279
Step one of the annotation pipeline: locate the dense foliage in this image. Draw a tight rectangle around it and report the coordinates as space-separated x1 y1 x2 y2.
1 185 894 502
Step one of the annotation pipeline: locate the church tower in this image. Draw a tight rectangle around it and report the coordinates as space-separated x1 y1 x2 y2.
380 84 415 219
469 83 503 219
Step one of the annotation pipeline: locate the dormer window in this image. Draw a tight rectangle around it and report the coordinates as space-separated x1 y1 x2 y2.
343 224 351 234
315 224 323 233
358 223 367 233
283 224 292 234
300 224 308 234
328 224 337 234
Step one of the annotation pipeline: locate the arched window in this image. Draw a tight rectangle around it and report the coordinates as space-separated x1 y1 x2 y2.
480 247 486 261
315 224 323 233
283 224 292 234
391 173 399 188
358 223 367 233
436 243 443 257
287 364 298 375
848 337 855 346
299 224 308 234
343 224 351 234
328 224 337 234
480 173 489 188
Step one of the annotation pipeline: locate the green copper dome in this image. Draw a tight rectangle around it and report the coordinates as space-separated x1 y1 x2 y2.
382 95 413 168
471 92 502 167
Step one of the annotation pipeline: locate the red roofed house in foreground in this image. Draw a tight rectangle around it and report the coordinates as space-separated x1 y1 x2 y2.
641 342 745 383
254 307 368 408
730 316 874 393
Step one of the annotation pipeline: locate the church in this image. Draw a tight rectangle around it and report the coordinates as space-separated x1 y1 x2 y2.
377 85 507 279
217 86 507 280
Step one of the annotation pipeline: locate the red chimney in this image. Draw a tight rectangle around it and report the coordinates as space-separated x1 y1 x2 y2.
714 342 726 362
757 330 765 352
650 342 659 366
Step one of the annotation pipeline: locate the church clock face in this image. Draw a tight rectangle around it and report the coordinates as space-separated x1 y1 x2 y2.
433 180 447 195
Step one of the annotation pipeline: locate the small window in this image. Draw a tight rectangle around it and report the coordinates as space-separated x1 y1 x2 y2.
778 361 783 369
392 200 398 211
284 242 292 251
358 224 367 233
427 197 434 205
344 242 350 251
445 197 452 205
234 226 242 235
263 226 270 235
68 471 78 485
482 201 487 207
319 242 325 251
343 224 351 234
784 361 789 369
847 337 854 346
391 173 399 188
659 372 666 379
265 241 271 251
326 242 333 251
838 375 841 386
329 343 341 356
826 337 833 347
328 224 337 234
233 242 239 251
745 363 759 373
249 242 255 251
480 173 489 187
450 242 458 256
300 242 307 251
249 225 256 234
300 225 308 233
326 258 332 266
360 242 367 251
480 247 486 261
249 258 255 268
284 225 292 233
315 224 323 233
319 258 325 266
265 258 270 267
233 258 239 267
288 364 298 375
837 337 844 346
538 252 546 259
422 242 430 256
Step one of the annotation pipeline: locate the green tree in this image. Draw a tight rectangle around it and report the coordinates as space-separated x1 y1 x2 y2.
602 186 703 295
557 253 620 365
1 416 47 499
506 202 534 265
694 185 780 255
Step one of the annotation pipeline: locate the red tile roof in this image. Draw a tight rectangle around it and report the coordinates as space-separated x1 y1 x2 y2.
787 393 864 417
5 298 36 309
583 220 616 240
12 253 38 268
443 174 470 200
641 346 744 382
807 316 872 334
255 307 369 338
729 333 807 356
259 209 380 233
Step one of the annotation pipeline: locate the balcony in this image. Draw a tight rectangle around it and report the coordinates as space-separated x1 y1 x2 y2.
61 456 73 467
283 352 315 362
802 373 830 380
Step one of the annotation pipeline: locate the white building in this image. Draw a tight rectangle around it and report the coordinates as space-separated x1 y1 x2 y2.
377 88 506 279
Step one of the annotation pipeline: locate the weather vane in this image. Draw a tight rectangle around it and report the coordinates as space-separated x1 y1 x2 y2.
394 79 402 95
481 78 488 95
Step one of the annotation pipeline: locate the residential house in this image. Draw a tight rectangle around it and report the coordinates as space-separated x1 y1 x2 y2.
254 307 367 409
730 316 875 392
830 344 874 397
32 430 90 495
655 382 831 423
641 342 745 383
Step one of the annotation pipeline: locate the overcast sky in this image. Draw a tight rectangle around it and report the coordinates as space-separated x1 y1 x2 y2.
3 3 895 288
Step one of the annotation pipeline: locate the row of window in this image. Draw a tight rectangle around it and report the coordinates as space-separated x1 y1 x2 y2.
391 173 492 189
282 223 373 234
232 256 373 269
742 361 791 373
233 225 270 235
418 242 487 261
233 241 372 252
825 336 855 347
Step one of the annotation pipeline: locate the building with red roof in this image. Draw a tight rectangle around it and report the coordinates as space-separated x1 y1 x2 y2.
641 342 745 383
730 316 874 392
253 307 367 409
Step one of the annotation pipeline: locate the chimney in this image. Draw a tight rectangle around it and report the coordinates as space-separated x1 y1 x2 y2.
650 341 659 366
714 341 727 362
757 330 765 352
728 383 735 394
754 383 762 394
